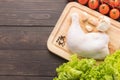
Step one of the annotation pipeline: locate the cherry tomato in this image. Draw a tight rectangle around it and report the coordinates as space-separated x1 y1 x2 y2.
88 0 99 10
109 8 120 19
78 0 88 5
109 0 119 7
100 0 109 4
99 4 110 14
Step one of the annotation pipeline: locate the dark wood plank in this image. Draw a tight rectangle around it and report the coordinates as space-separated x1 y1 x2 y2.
0 76 53 80
0 27 53 50
0 50 66 76
0 0 67 26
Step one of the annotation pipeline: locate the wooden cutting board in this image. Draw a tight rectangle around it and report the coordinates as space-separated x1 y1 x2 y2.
47 2 120 60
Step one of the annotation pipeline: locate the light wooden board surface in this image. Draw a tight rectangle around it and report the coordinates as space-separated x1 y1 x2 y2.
47 2 120 60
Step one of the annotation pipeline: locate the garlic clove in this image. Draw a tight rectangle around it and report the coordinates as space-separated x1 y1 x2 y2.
81 12 89 22
85 25 93 32
88 18 98 26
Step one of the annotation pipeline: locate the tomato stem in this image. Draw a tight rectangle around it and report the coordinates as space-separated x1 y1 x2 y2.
102 6 105 9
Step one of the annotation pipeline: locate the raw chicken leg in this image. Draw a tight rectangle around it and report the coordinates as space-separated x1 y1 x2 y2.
67 13 110 59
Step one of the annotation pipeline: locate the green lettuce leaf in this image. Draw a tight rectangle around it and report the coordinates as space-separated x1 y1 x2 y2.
53 50 120 80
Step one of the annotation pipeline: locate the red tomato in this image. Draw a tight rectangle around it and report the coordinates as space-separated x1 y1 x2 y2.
99 4 110 14
118 1 120 9
100 0 109 4
118 3 120 9
109 0 119 7
88 0 99 9
78 0 88 5
109 8 120 19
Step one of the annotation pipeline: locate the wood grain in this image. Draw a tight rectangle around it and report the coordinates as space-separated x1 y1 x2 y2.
0 0 67 26
0 50 66 76
0 0 67 80
0 27 53 50
0 76 54 80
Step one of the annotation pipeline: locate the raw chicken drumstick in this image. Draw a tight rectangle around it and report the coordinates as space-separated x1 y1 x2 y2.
67 12 110 59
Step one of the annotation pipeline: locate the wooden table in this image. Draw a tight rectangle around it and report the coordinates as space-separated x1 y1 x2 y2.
0 0 67 80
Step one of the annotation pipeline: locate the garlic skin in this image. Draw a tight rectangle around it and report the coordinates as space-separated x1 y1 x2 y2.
67 13 109 59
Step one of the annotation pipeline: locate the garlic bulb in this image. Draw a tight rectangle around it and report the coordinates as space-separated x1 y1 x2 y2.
97 16 110 32
67 13 110 59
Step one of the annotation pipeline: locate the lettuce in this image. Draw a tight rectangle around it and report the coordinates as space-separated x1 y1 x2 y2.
53 50 120 80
